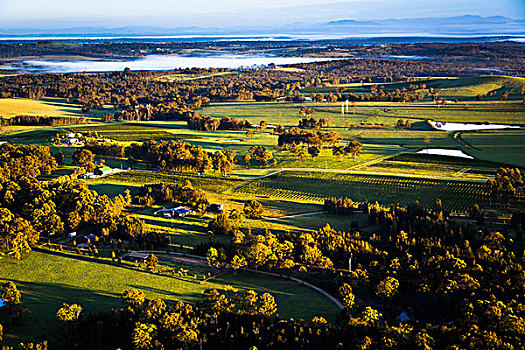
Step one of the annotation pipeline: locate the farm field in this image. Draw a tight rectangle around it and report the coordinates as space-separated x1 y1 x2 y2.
0 39 524 348
69 123 204 142
0 97 110 120
362 153 502 179
200 99 525 126
88 170 244 194
460 129 525 167
305 76 525 101
0 251 339 339
237 170 489 213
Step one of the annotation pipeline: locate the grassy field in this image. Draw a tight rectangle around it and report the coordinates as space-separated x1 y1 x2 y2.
69 123 204 142
200 100 525 126
88 170 244 193
0 251 340 341
0 97 111 120
304 76 525 102
362 153 502 179
461 129 525 167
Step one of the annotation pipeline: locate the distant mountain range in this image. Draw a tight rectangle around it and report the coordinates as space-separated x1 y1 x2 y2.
0 15 523 38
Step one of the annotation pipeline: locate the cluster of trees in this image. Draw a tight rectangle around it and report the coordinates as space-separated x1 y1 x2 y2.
84 139 125 157
323 197 355 215
277 129 340 148
38 287 279 350
0 115 87 127
134 181 209 212
332 141 363 162
187 114 251 131
0 175 129 258
394 119 411 129
206 200 263 237
488 167 524 205
84 139 238 175
196 197 525 349
0 144 148 258
126 140 212 173
298 117 331 129
4 195 525 348
0 143 57 180
245 146 274 167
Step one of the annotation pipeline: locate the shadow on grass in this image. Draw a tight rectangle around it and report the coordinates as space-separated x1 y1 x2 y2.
88 183 138 198
0 279 120 322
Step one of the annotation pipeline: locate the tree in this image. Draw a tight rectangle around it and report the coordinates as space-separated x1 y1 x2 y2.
231 254 247 272
240 290 259 315
123 289 146 309
376 276 399 299
131 322 157 350
206 247 220 268
275 124 286 134
56 303 83 323
261 150 274 166
243 153 252 167
207 211 234 236
146 254 159 270
424 135 431 151
297 148 307 163
308 146 320 159
345 140 363 162
54 151 65 166
1 281 21 312
72 148 94 171
258 293 277 316
332 146 345 161
339 283 355 310
202 289 228 320
244 200 263 219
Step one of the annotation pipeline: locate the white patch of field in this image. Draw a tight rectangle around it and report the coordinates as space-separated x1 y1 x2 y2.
417 148 474 159
429 120 520 132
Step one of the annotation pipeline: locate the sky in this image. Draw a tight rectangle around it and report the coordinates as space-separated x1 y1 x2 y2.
0 0 524 29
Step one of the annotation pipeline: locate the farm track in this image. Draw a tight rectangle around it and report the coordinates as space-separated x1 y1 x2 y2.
454 131 482 151
257 211 328 221
35 247 344 311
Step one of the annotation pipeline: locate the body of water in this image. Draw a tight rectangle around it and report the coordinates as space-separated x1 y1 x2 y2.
429 120 521 131
417 149 474 159
1 54 340 74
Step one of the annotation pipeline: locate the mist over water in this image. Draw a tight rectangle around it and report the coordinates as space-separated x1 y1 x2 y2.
3 55 340 73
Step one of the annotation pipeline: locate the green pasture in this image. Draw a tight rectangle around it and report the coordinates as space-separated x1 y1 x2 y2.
87 170 243 194
362 153 502 179
304 76 525 102
69 123 203 142
199 100 524 127
0 251 340 341
461 129 525 167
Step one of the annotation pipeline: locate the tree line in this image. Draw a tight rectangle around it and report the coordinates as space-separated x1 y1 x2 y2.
0 115 88 127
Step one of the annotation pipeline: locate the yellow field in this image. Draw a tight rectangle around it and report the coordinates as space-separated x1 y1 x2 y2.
0 97 86 118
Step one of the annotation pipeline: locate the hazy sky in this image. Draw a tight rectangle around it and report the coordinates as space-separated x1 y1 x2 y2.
1 0 524 28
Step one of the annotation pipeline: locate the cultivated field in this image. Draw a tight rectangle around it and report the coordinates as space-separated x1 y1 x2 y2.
237 170 489 212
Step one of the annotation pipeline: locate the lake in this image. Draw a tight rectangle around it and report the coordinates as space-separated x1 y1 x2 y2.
1 55 340 74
